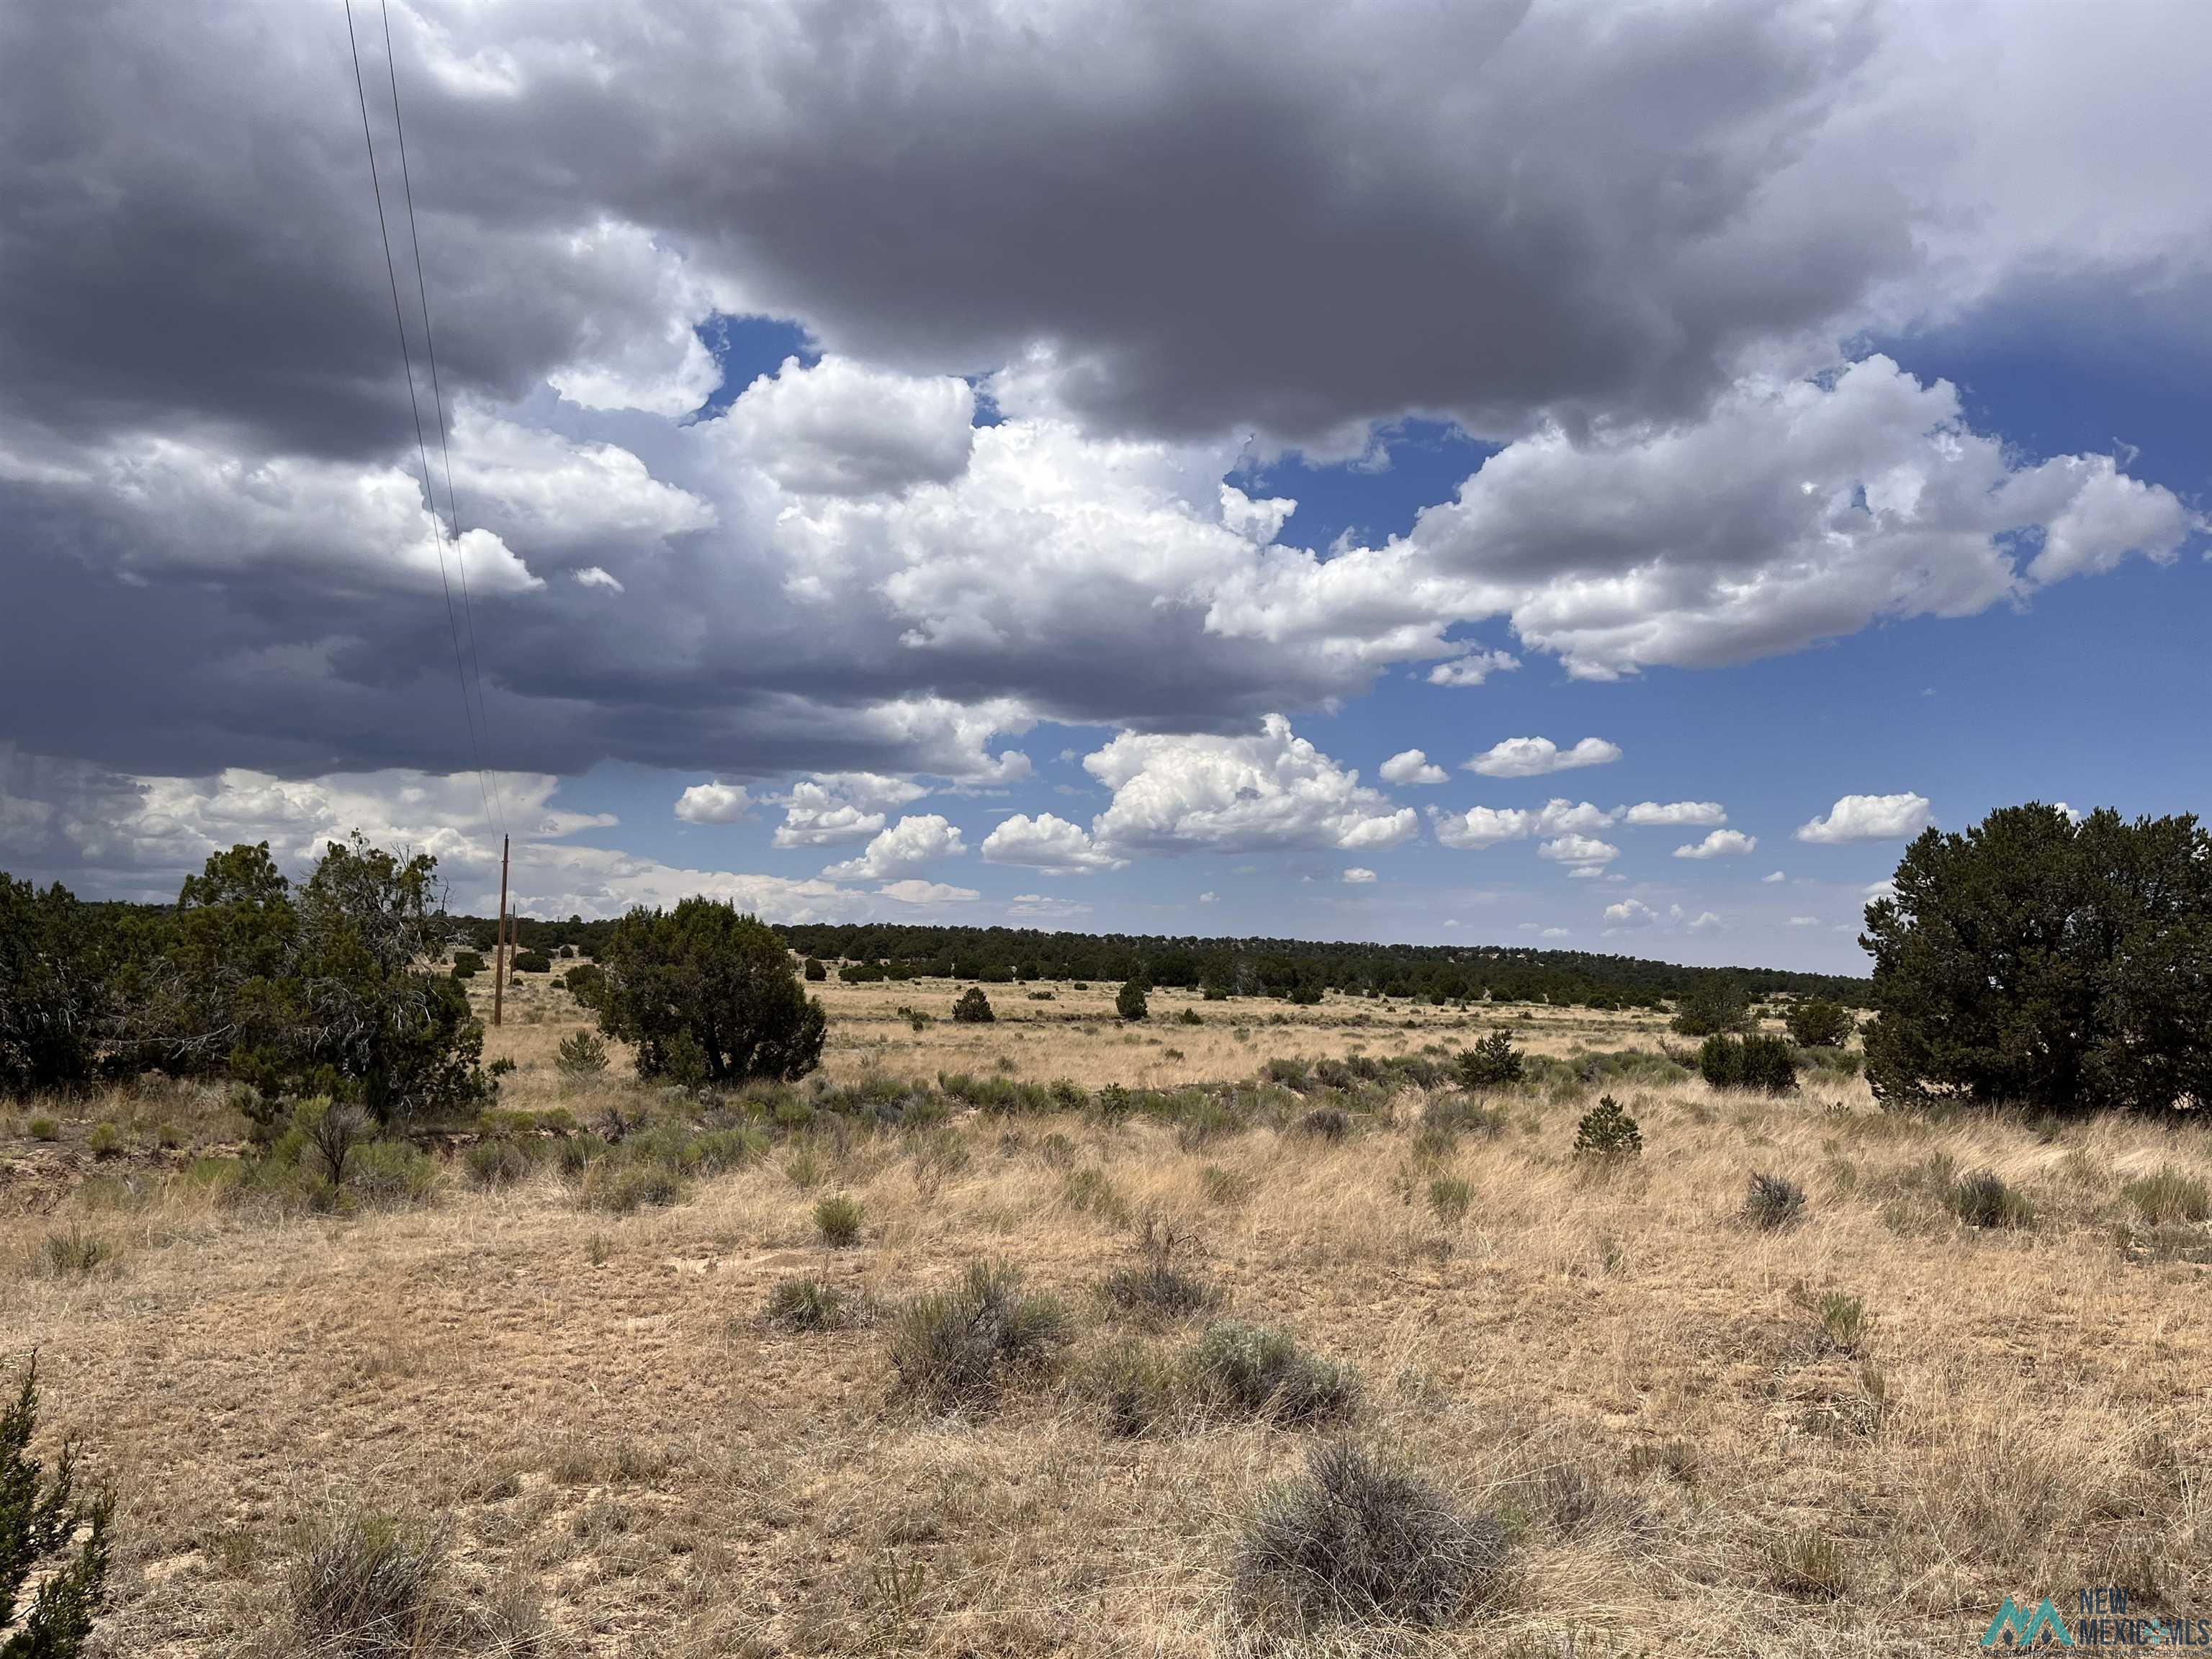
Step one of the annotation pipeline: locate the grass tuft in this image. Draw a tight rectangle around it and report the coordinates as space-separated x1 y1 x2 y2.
1184 1320 1359 1426
1236 1439 1508 1629
889 1260 1071 1410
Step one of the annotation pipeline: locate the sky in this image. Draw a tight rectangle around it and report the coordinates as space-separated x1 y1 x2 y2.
1 0 2207 974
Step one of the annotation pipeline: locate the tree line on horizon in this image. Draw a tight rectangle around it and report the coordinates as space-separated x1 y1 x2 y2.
4 801 2208 1117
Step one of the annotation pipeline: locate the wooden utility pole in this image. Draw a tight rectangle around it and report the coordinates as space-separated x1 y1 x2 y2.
493 833 510 1028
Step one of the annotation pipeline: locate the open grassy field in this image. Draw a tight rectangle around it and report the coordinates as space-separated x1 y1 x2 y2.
4 971 2209 1656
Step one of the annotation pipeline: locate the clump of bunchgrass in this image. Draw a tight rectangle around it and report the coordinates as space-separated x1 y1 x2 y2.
1742 1171 1807 1231
889 1260 1071 1411
1184 1320 1359 1426
1236 1439 1509 1629
764 1275 860 1332
2121 1166 2209 1225
1948 1168 2033 1229
814 1193 865 1247
287 1506 451 1657
1098 1219 1223 1324
1427 1176 1473 1224
1767 1529 1848 1599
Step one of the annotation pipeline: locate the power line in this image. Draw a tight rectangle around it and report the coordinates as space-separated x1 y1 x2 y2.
343 0 500 836
377 0 507 840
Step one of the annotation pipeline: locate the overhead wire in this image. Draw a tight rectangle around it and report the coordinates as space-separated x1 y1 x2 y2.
342 0 503 838
377 0 508 840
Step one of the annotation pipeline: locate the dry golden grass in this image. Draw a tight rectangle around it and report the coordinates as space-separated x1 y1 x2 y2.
4 982 2209 1657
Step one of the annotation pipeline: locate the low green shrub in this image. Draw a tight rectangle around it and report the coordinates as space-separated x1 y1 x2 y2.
1297 1106 1352 1143
1784 999 1855 1048
347 1140 439 1207
555 1031 608 1076
1 1359 113 1656
951 987 995 1024
1572 1095 1642 1164
1699 1033 1799 1093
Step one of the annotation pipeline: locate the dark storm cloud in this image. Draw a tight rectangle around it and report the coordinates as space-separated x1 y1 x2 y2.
1 0 1908 461
2 0 2206 815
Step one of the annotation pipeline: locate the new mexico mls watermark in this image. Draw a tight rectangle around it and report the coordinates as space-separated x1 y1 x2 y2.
1982 1588 2212 1648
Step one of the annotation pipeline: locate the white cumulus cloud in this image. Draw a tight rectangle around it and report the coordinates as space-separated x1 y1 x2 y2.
673 781 750 825
1084 714 1415 856
1466 737 1622 778
1797 793 1934 843
980 812 1128 872
1538 834 1618 866
822 814 968 880
1379 749 1449 786
1673 829 1758 859
1342 866 1377 884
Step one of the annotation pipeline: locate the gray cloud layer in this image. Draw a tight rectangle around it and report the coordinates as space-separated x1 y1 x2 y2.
2 0 2207 807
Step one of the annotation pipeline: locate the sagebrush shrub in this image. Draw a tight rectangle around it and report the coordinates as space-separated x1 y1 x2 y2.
1298 1106 1352 1143
1079 1337 1183 1438
1573 1095 1642 1163
1184 1321 1359 1426
0 1359 113 1658
459 1137 523 1190
1236 1439 1506 1629
889 1261 1071 1409
1743 1172 1806 1231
